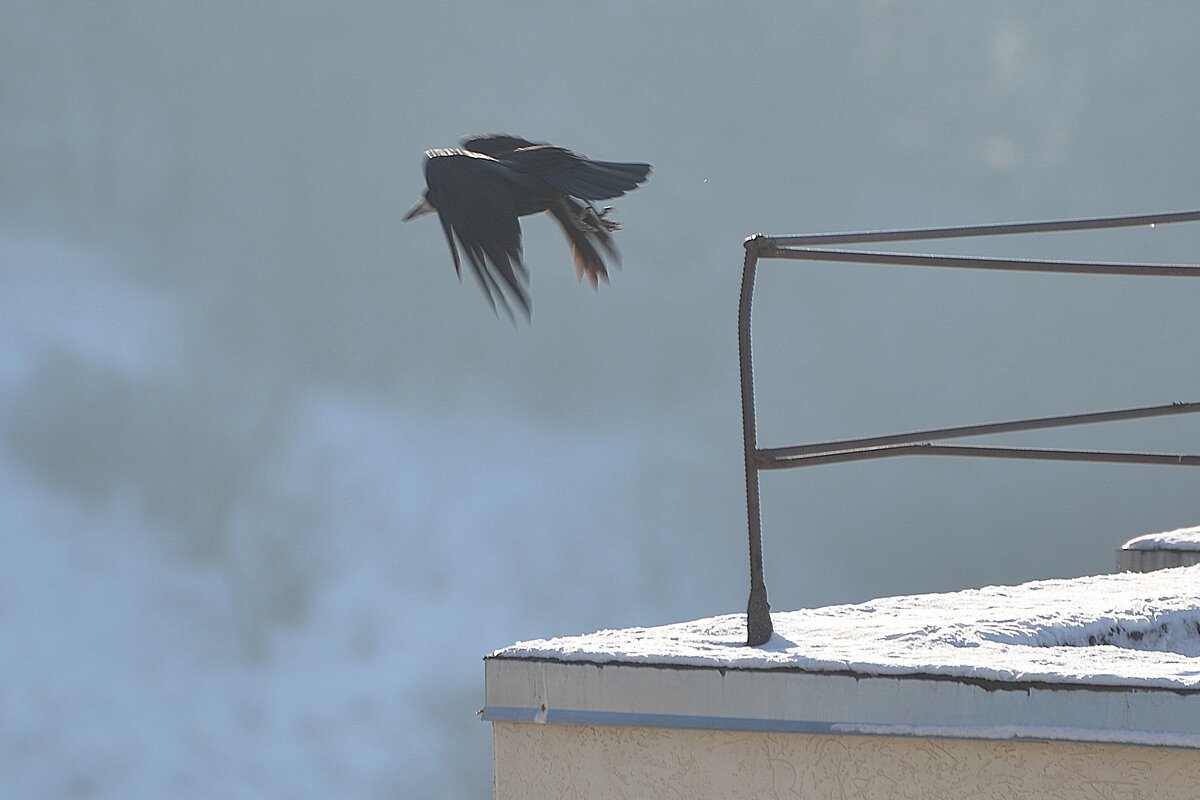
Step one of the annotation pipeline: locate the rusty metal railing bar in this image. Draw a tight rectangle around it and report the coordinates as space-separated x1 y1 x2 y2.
761 246 1200 277
738 209 1200 647
759 401 1200 462
763 443 1200 469
766 209 1200 247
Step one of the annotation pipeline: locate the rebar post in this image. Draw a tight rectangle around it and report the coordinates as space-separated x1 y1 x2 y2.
739 235 772 646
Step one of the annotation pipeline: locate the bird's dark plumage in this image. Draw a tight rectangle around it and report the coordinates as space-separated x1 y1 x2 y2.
404 134 651 317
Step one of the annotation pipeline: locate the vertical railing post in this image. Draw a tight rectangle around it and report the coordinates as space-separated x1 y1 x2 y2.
739 236 773 645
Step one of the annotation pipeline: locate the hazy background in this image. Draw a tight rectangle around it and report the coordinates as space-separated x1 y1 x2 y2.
3 2 1199 797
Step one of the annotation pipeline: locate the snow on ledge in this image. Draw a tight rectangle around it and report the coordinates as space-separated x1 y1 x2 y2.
1122 525 1200 552
492 565 1200 690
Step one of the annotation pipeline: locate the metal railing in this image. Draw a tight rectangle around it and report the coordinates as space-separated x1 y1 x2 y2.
738 209 1200 645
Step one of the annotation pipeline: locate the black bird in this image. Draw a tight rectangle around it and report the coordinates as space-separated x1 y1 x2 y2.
404 134 651 317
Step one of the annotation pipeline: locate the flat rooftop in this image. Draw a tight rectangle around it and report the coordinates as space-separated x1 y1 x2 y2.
485 565 1200 747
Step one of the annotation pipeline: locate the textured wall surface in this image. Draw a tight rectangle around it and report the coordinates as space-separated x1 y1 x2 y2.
492 722 1200 800
1116 549 1200 573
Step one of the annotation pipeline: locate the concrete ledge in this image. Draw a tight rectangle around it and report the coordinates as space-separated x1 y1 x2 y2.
484 657 1200 749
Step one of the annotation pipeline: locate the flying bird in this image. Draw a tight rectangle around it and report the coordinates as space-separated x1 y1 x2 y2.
403 134 651 318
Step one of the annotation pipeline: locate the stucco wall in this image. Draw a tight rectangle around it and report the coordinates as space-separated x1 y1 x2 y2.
492 721 1200 800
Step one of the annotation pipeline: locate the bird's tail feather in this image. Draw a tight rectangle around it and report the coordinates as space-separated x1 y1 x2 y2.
549 198 620 289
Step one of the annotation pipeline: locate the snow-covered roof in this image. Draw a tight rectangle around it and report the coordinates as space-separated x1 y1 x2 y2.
492 565 1200 690
1123 524 1200 552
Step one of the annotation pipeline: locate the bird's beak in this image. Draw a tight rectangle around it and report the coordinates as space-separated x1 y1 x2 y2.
403 195 434 222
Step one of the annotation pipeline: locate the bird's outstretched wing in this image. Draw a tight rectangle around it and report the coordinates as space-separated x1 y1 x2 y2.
462 134 651 201
424 150 530 318
516 148 651 201
459 133 546 157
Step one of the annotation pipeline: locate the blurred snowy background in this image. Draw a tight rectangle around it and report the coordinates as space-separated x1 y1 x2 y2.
3 3 1199 797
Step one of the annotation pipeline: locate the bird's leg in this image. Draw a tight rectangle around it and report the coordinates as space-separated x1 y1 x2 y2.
578 203 621 233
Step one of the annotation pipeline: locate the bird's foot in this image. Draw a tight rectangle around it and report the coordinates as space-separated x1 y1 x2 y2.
579 205 621 233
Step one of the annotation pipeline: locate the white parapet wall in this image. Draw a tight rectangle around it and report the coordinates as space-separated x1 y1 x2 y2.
1118 525 1200 572
484 565 1200 799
